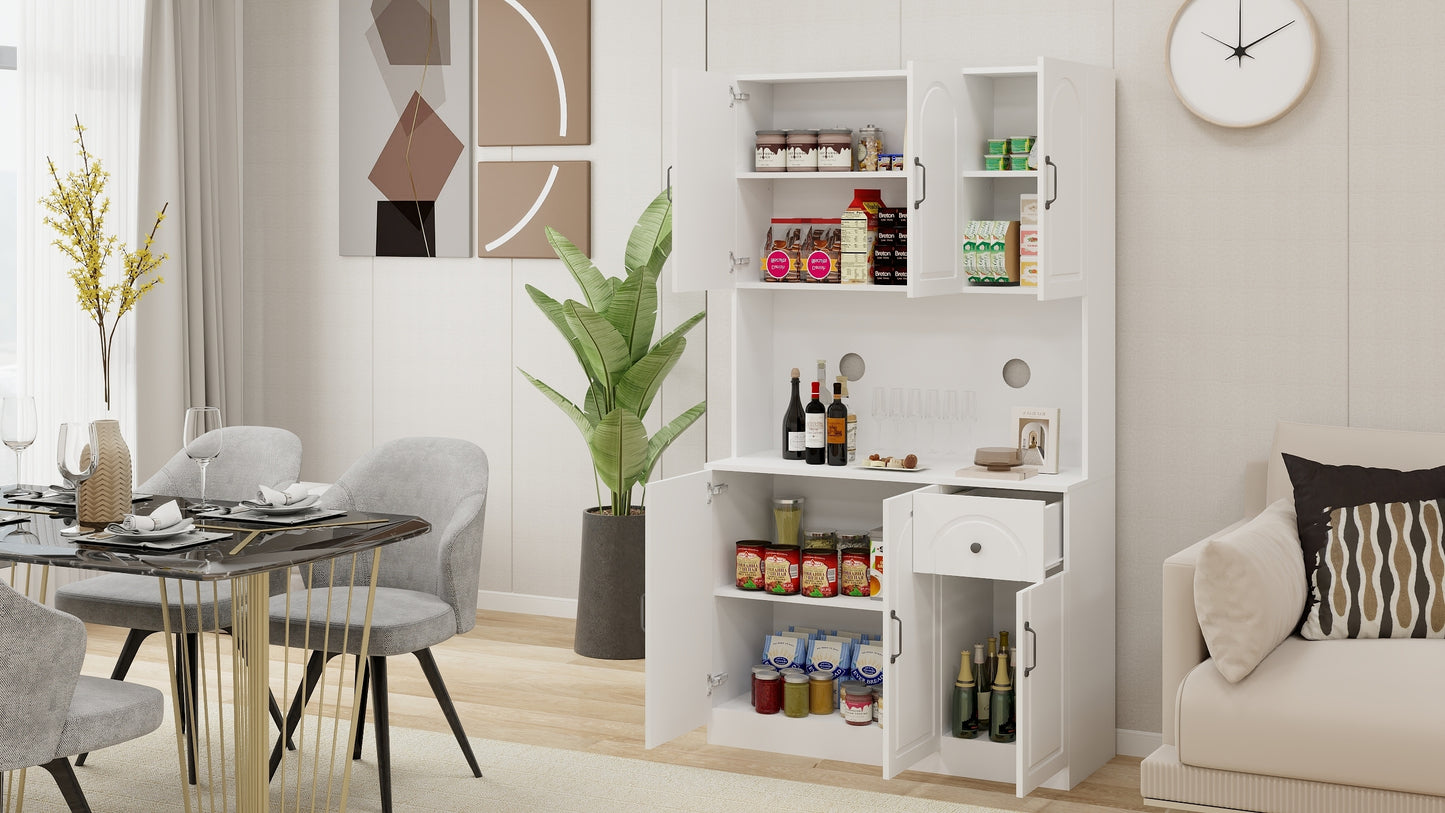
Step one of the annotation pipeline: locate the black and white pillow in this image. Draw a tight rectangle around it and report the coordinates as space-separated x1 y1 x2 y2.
1303 499 1445 639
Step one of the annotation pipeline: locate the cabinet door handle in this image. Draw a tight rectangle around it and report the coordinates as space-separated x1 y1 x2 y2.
890 610 903 664
666 165 672 202
913 157 926 210
1044 156 1058 211
1025 621 1037 678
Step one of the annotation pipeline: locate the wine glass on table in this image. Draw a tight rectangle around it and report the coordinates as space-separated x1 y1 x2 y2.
56 422 98 537
183 407 224 514
2 396 39 498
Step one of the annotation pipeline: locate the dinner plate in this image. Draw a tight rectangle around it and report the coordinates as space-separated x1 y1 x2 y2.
853 464 929 474
104 519 196 541
247 495 320 515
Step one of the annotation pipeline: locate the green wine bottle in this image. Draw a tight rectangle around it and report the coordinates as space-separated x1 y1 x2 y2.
951 650 979 738
990 648 1015 743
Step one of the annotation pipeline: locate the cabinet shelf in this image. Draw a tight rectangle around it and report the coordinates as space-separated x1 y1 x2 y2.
737 171 908 181
962 170 1038 179
714 585 883 613
706 453 1084 493
708 694 882 766
733 281 908 293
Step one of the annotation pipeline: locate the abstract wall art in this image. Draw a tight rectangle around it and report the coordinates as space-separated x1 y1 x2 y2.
476 0 591 147
340 0 472 257
477 161 590 258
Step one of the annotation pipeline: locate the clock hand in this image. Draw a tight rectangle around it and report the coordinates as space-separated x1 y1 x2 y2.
1237 0 1243 52
1242 19 1296 51
1202 31 1236 50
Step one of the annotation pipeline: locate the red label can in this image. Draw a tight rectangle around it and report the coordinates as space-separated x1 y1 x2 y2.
736 540 767 590
763 545 800 595
839 549 870 597
800 550 838 598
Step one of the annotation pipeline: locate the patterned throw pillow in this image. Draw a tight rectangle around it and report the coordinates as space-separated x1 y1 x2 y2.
1301 499 1445 639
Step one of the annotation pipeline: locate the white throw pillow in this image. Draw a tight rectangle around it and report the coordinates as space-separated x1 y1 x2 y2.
1194 498 1307 682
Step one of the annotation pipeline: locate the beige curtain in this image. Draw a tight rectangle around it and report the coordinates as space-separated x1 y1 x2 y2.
134 0 243 478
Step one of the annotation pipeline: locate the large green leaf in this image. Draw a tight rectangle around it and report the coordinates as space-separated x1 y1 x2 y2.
615 333 685 420
518 370 592 440
582 381 608 427
524 285 591 379
563 301 631 394
640 401 707 485
588 408 649 500
625 190 672 278
655 310 705 349
546 227 613 313
606 265 660 364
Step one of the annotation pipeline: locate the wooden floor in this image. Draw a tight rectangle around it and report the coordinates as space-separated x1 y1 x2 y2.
83 611 1151 813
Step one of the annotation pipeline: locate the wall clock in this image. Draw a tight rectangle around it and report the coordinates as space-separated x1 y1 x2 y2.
1166 0 1320 128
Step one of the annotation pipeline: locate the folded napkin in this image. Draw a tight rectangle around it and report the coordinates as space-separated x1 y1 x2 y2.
114 499 184 532
257 483 312 506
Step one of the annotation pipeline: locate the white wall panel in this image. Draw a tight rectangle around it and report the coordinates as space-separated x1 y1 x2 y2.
706 0 901 74
904 0 1112 67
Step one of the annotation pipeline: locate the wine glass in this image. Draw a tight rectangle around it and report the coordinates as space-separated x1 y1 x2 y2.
887 387 905 450
941 390 960 457
56 422 98 537
905 388 923 451
2 396 39 498
923 389 940 454
183 407 224 513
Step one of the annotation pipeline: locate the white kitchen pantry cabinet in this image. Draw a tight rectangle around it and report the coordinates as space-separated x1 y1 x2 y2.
645 59 1115 797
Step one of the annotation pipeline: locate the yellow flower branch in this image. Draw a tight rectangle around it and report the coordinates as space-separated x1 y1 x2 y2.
39 116 169 410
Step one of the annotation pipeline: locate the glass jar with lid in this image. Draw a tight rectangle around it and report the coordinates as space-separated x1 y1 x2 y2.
818 128 853 171
785 129 818 171
772 497 804 547
783 670 810 718
855 125 883 171
755 130 787 172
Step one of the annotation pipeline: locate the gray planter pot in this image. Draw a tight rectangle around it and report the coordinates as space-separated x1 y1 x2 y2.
573 508 646 660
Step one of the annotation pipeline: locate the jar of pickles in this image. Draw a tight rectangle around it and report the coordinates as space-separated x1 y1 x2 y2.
783 670 810 718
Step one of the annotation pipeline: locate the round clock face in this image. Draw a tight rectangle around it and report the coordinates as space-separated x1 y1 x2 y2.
1167 0 1320 128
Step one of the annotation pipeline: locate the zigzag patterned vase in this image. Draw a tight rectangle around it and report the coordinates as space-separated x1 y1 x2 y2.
77 419 132 526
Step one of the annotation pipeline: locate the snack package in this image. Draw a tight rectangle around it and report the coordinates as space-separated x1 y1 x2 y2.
852 641 885 686
762 634 809 670
761 218 805 282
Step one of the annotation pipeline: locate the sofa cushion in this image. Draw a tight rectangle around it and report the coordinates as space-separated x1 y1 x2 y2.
1302 499 1445 639
1177 637 1445 797
1194 499 1305 682
1283 453 1445 629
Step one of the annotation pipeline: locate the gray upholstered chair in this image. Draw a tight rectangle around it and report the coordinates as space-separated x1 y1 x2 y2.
54 425 302 776
0 579 163 811
269 437 487 813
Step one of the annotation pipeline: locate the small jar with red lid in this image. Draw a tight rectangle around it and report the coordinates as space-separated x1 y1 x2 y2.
763 545 800 595
754 669 782 714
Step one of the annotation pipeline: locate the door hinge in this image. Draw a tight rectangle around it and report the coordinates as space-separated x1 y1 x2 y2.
705 481 728 504
728 85 750 107
728 252 749 274
707 672 728 696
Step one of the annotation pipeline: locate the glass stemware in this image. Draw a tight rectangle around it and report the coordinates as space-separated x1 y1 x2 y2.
2 396 39 498
56 422 98 537
183 407 224 513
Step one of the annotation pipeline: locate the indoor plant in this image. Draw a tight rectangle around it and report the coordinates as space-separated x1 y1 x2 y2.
519 189 705 659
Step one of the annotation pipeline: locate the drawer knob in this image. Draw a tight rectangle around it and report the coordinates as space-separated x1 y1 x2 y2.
970 542 982 554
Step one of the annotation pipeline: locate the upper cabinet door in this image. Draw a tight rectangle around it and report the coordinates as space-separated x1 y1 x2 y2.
1037 58 1114 302
883 485 944 779
644 470 717 749
672 70 738 292
1015 571 1067 796
906 61 967 298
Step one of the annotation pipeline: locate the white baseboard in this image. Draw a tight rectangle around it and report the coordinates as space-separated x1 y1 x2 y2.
1117 728 1163 758
476 589 578 619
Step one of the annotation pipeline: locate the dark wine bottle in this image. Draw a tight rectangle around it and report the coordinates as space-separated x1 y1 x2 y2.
826 381 848 466
782 368 805 460
951 650 979 738
990 649 1015 743
977 639 994 726
804 381 826 465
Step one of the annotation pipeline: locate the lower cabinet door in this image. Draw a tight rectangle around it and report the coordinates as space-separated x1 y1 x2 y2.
1015 571 1067 796
883 485 945 779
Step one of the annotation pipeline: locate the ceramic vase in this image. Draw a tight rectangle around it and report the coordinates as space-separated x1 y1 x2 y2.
77 419 132 526
573 507 645 660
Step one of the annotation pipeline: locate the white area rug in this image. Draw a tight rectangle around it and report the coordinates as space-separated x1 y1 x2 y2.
9 721 1011 813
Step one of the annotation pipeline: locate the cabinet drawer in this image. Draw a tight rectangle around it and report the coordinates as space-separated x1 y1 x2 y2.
911 492 1062 582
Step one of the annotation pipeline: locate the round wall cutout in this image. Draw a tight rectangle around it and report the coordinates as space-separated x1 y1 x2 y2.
1002 358 1031 389
839 352 866 382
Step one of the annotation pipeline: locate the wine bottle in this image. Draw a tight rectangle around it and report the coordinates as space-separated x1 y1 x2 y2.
990 648 1015 743
974 642 990 726
999 630 1011 682
837 375 858 463
782 368 805 460
804 381 826 465
951 650 979 738
826 382 848 466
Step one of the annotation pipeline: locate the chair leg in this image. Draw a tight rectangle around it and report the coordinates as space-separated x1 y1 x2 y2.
269 650 336 778
352 658 370 760
413 648 482 778
370 656 392 813
39 757 91 813
76 628 155 766
268 691 297 750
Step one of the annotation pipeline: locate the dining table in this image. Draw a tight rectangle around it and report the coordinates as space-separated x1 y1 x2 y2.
0 486 430 813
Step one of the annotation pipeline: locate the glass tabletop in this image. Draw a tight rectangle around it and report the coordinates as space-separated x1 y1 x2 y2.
0 488 430 580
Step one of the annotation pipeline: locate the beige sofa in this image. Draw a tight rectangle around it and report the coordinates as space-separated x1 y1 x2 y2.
1142 421 1445 813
